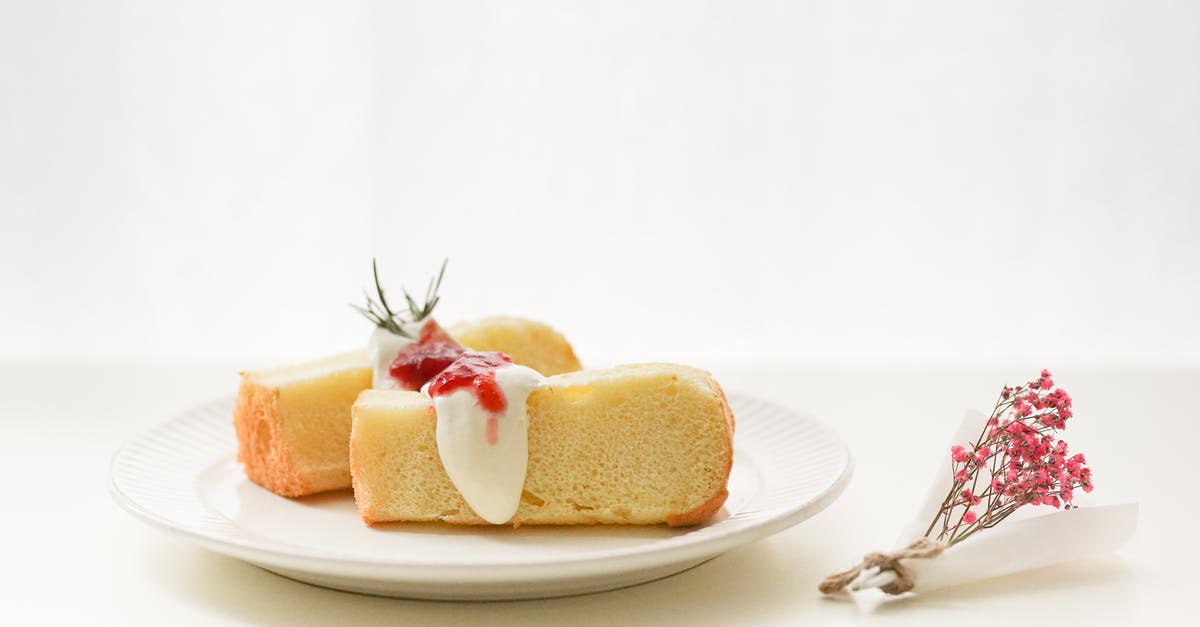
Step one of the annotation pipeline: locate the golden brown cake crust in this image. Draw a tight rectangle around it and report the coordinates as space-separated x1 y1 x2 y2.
233 378 312 497
452 316 582 376
667 384 735 526
666 488 729 527
667 379 735 526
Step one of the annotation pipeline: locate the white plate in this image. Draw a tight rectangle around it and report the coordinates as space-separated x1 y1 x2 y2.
109 392 852 600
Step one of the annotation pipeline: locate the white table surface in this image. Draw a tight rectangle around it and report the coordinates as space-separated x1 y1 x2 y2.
1 363 1189 625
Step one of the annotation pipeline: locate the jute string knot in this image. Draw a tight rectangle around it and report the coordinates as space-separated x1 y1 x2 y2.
818 537 946 596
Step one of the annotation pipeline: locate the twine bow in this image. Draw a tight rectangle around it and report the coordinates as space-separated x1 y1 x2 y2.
818 537 947 596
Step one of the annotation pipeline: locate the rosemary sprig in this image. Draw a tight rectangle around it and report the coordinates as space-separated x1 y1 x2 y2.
351 258 448 337
408 257 447 322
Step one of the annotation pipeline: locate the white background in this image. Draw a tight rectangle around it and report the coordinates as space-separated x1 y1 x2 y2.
2 3 1198 625
3 1 1197 370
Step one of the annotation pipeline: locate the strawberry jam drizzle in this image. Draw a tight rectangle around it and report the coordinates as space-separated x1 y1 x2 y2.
428 351 514 446
418 318 457 344
387 319 466 390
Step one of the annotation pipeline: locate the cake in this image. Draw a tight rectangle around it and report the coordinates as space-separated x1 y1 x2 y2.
233 318 582 497
450 316 582 379
349 363 735 526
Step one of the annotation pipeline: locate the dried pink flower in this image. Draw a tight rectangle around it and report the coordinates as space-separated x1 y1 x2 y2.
923 370 1093 546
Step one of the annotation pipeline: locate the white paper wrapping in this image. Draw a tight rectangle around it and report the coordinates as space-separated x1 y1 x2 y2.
852 410 1138 599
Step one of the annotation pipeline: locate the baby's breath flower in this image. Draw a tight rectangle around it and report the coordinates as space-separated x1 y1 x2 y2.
925 370 1093 546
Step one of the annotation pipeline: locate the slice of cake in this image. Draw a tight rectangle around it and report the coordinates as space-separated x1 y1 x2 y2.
235 350 372 496
349 363 735 526
451 316 582 379
233 318 582 497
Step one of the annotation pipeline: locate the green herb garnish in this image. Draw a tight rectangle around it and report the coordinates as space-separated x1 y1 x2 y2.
351 258 448 337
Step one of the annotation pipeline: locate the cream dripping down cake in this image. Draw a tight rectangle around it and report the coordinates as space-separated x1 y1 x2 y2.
233 261 582 497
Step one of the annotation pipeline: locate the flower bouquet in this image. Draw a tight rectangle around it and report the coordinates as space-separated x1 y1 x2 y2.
820 370 1136 601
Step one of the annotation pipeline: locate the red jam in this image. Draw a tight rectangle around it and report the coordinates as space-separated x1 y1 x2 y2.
428 351 514 445
387 319 466 390
418 318 457 344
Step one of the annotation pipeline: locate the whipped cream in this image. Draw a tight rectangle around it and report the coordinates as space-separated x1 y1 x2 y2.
367 320 426 389
433 363 544 524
